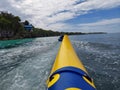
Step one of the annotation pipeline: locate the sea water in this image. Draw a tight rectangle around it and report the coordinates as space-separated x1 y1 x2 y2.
0 33 120 90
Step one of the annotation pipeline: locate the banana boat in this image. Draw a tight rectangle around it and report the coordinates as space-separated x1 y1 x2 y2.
47 35 96 90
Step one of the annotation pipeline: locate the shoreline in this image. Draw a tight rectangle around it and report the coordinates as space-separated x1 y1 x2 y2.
0 32 107 41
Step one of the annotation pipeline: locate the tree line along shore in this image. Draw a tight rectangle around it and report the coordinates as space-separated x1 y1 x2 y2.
0 11 106 40
0 11 84 40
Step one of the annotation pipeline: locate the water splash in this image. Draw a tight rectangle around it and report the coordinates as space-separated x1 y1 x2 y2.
0 37 59 90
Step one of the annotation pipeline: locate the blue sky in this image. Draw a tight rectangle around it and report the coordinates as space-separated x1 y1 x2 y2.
64 6 120 33
0 0 120 33
65 7 120 24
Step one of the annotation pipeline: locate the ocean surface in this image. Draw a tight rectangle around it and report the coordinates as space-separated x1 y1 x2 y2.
0 33 120 90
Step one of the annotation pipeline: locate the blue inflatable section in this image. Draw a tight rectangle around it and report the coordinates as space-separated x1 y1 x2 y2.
48 67 96 90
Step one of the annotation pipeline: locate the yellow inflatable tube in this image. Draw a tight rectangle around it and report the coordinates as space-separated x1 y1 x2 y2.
47 35 96 90
51 35 87 74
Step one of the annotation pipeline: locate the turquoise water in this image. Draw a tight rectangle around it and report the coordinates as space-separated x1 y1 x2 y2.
0 33 120 90
0 38 33 49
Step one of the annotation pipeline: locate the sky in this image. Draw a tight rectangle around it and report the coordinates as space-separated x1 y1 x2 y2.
0 0 120 33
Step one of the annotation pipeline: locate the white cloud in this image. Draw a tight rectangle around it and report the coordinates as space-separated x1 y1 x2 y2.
0 0 120 32
79 18 120 26
72 0 120 11
62 18 120 33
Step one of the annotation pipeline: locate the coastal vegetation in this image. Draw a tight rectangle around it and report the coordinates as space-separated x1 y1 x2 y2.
0 11 82 40
0 11 106 40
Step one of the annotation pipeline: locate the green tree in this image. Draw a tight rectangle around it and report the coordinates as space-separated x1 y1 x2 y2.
24 20 29 25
